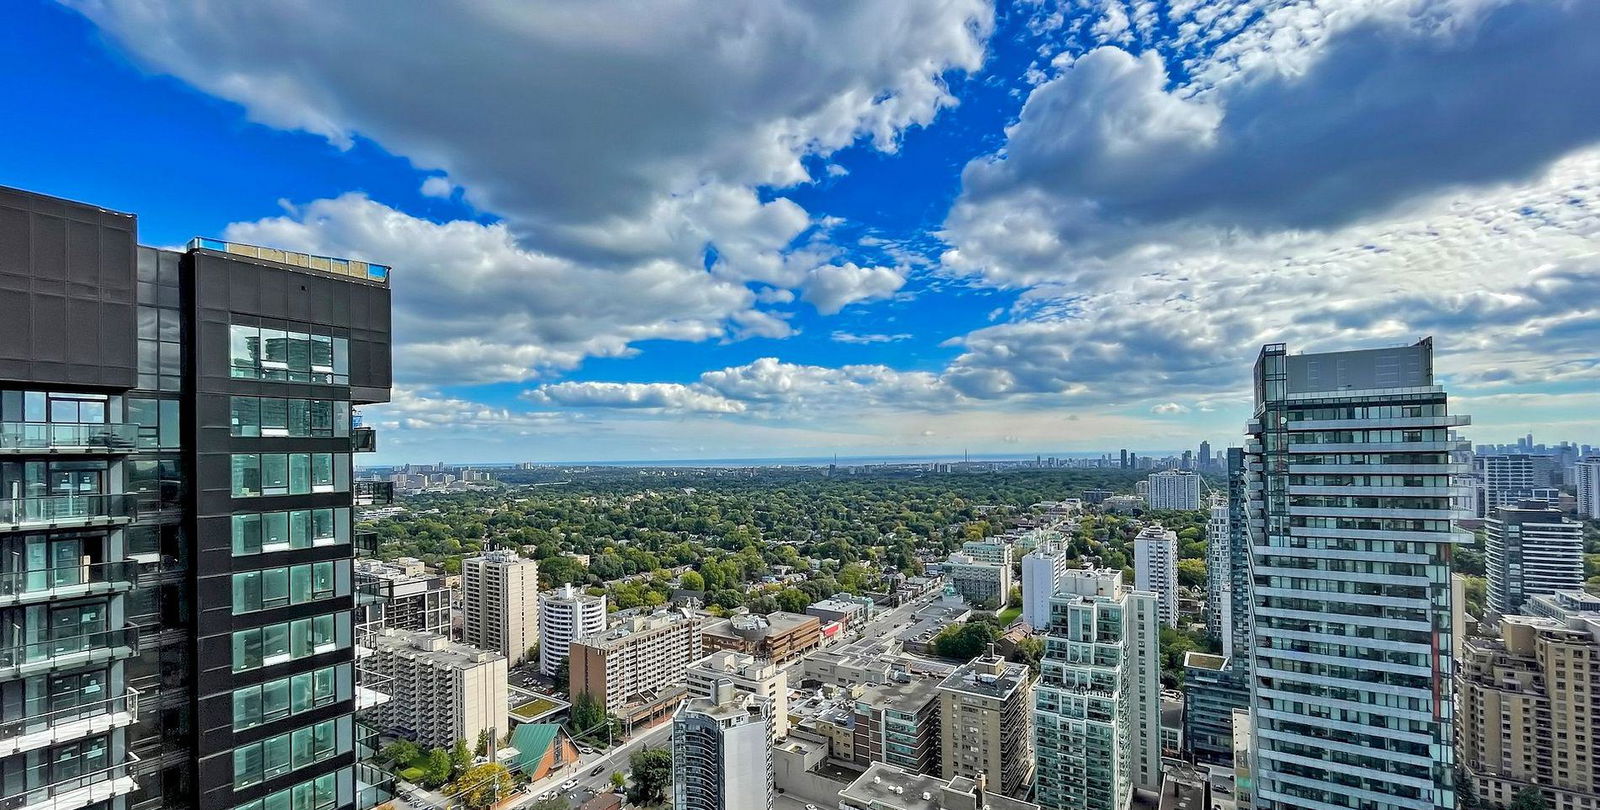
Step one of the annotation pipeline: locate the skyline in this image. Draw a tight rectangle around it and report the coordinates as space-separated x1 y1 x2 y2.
7 0 1600 463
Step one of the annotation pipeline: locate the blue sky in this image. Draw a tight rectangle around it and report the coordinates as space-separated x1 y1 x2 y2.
7 0 1599 462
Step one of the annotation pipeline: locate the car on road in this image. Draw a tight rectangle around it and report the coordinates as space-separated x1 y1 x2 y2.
590 766 603 776
563 780 578 790
578 746 594 754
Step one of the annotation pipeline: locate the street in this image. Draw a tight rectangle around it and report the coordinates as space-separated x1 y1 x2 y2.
512 720 673 808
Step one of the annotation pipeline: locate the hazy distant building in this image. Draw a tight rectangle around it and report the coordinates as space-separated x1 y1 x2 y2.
1476 453 1561 516
538 583 607 676
1147 469 1202 510
1134 525 1179 627
462 549 540 666
1576 456 1600 519
1486 501 1584 617
944 544 1013 610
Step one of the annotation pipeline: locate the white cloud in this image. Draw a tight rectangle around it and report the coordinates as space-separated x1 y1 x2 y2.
1151 402 1190 415
419 175 454 198
525 382 745 414
801 262 908 314
830 331 914 344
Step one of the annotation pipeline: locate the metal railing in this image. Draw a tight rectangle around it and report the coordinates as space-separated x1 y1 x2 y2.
188 237 392 284
0 561 138 604
0 751 139 810
0 495 138 529
353 481 394 506
0 424 139 453
0 626 139 670
0 688 138 747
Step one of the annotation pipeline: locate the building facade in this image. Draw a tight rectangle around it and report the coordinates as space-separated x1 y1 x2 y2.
1457 598 1600 810
1133 525 1178 628
568 610 701 715
671 680 772 810
943 545 1012 610
937 648 1033 798
685 650 788 741
1475 454 1561 517
699 611 820 665
461 550 539 668
1485 501 1584 617
853 675 943 776
361 630 507 750
354 557 451 636
1147 470 1202 511
1245 338 1467 810
1576 457 1600 520
1032 580 1161 810
537 583 606 677
1021 542 1071 629
0 186 398 810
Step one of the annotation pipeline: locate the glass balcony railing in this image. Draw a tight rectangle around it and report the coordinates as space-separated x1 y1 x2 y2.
0 626 139 673
354 530 379 557
0 688 138 756
0 751 139 810
0 561 138 606
353 482 394 506
0 424 139 454
351 427 377 453
0 495 138 531
189 237 392 285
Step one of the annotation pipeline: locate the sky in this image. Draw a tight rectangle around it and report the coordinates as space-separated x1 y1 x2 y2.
5 0 1599 463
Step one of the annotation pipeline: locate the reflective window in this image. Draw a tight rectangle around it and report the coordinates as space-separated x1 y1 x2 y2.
229 324 350 385
232 509 345 555
231 454 350 498
233 561 346 613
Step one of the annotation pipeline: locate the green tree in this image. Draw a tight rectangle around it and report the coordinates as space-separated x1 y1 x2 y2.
447 762 515 809
450 738 473 778
775 587 811 613
475 728 490 757
553 657 571 696
1177 558 1207 587
528 798 567 810
932 620 1004 662
680 570 705 591
381 739 420 767
626 747 673 806
1510 787 1549 810
571 691 606 733
610 771 626 789
420 748 453 789
1461 575 1487 620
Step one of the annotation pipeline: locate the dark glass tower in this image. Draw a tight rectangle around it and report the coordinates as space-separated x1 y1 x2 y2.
0 186 392 810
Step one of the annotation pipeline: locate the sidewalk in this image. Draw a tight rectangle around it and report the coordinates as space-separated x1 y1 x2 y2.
509 719 673 808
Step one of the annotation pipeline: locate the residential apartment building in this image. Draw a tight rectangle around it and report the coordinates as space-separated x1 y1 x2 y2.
461 549 539 667
1147 469 1202 510
943 545 1012 610
1245 338 1468 810
700 611 820 664
1475 453 1560 517
1133 525 1178 628
361 630 507 750
1032 578 1161 810
537 583 606 677
1457 594 1600 810
354 557 451 636
1021 541 1071 629
671 680 772 810
1576 457 1600 520
853 674 943 776
686 650 788 740
568 610 701 719
937 648 1032 798
1204 493 1230 639
0 186 395 810
1486 500 1584 617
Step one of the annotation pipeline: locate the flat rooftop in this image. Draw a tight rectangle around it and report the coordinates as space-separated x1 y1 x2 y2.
938 654 1029 700
188 237 390 285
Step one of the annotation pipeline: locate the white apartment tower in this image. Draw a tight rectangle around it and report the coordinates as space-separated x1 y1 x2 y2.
1485 500 1584 617
1203 493 1231 643
538 582 607 676
1032 573 1162 810
672 680 774 810
1246 338 1469 810
1147 469 1202 510
1576 456 1600 519
1134 525 1179 627
462 549 540 667
1022 541 1072 629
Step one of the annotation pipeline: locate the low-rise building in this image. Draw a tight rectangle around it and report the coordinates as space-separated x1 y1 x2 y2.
1102 494 1144 514
839 762 1041 810
700 611 821 664
363 629 508 749
807 595 872 627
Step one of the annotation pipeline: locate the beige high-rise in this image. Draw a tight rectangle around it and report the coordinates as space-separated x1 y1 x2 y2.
938 648 1033 797
364 629 509 750
462 549 539 667
1458 592 1600 810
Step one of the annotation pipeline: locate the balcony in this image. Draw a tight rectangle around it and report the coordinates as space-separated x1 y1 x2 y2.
0 688 139 758
0 753 139 810
0 626 140 679
354 530 379 557
0 561 139 607
353 481 394 506
351 427 377 453
0 495 138 534
0 424 138 455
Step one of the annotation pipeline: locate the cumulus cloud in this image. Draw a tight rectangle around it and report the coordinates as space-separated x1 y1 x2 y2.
801 263 908 314
944 0 1600 286
418 176 454 199
830 331 914 344
1151 402 1189 415
525 382 745 414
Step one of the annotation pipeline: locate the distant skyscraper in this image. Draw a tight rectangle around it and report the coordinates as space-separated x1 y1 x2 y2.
1475 453 1560 516
1120 448 1129 469
1198 441 1211 470
1134 525 1178 627
1146 469 1202 510
1576 456 1600 519
1246 338 1467 810
1485 501 1583 617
